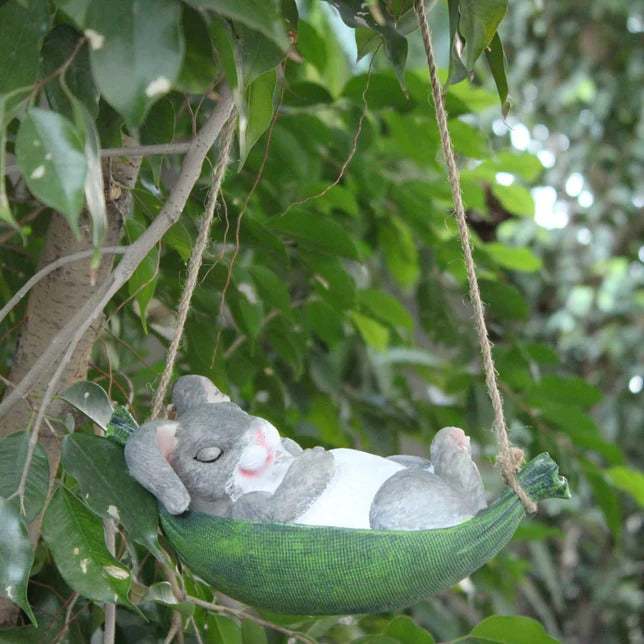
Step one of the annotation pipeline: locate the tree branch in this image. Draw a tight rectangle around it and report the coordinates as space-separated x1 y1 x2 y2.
0 246 128 325
0 86 235 421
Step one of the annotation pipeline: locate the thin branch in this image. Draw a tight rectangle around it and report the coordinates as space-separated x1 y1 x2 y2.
100 142 192 158
185 595 315 644
29 36 87 104
0 86 235 422
0 246 128 325
280 47 379 217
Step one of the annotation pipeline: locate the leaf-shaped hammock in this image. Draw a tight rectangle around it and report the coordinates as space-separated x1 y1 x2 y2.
69 2 571 618
92 410 568 616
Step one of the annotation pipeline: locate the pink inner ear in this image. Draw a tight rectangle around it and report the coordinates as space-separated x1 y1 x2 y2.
156 422 178 462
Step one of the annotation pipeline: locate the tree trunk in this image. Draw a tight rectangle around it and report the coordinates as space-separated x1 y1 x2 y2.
0 154 141 626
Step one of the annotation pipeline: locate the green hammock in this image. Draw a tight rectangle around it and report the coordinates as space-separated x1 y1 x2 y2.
159 452 569 615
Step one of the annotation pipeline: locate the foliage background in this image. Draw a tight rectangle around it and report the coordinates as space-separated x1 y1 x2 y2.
0 0 641 642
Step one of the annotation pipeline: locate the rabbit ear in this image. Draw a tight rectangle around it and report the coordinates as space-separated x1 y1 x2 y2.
124 419 191 515
172 375 230 416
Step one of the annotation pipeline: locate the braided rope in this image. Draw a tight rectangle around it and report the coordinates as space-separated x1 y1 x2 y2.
150 111 237 419
414 0 537 513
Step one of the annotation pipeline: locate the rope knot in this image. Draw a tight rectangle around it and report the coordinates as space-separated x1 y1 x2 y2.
496 447 525 479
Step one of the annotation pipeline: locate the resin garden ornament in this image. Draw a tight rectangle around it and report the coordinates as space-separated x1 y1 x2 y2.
121 375 570 615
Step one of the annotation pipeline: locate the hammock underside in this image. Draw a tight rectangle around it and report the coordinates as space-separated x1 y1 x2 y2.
160 452 569 615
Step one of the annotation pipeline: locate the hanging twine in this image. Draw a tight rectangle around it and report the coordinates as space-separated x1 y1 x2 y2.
414 0 537 513
150 111 237 420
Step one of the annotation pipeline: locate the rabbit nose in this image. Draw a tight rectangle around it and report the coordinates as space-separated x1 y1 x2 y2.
238 444 269 472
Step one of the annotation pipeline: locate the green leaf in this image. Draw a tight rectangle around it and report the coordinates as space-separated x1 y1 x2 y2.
585 467 621 537
190 0 290 52
0 89 31 228
234 23 286 87
210 18 238 89
15 108 87 229
163 221 193 262
239 69 277 168
446 0 468 86
484 243 542 272
529 376 603 408
326 0 408 91
0 0 49 94
306 257 357 311
0 498 36 625
125 219 159 332
59 381 113 430
208 615 243 643
485 32 510 116
53 0 91 28
459 0 509 70
606 467 644 507
248 265 292 317
175 6 219 93
0 432 50 523
468 615 559 643
491 182 535 217
350 311 389 351
480 279 529 320
42 487 134 607
385 615 435 643
86 0 184 126
297 21 327 74
242 620 268 643
378 217 420 287
140 581 194 617
269 209 358 259
61 434 168 562
41 25 100 120
358 289 413 330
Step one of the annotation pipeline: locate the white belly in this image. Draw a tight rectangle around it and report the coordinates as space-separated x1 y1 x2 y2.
296 449 404 529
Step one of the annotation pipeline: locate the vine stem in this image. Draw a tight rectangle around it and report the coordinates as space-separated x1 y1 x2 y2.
413 0 537 512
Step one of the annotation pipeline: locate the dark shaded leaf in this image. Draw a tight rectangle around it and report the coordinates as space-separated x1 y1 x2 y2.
0 0 49 94
175 6 219 93
269 210 358 259
125 218 160 332
61 434 167 562
42 487 135 607
42 25 100 120
485 31 510 115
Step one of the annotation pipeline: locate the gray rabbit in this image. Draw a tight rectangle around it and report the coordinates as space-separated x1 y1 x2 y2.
125 375 487 530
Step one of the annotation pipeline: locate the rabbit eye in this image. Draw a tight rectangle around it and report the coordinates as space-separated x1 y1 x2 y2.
195 446 222 463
